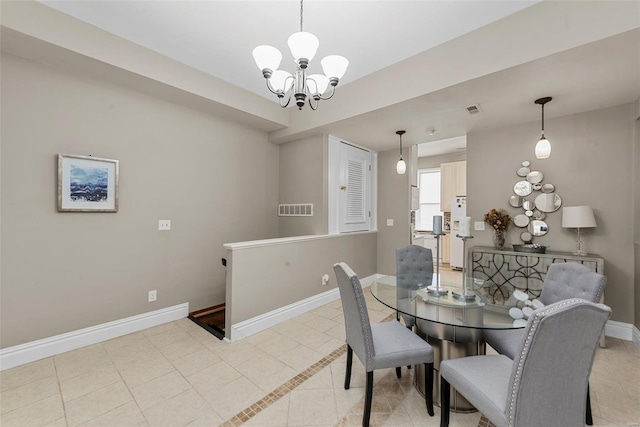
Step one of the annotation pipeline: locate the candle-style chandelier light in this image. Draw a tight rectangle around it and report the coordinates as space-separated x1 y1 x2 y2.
252 0 349 110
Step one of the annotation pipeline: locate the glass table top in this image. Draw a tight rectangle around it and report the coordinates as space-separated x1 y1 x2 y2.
370 275 526 330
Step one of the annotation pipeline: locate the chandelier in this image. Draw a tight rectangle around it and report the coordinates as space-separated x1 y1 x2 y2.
252 0 348 110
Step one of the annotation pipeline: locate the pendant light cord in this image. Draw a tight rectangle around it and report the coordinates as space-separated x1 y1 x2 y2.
399 134 403 156
541 103 545 133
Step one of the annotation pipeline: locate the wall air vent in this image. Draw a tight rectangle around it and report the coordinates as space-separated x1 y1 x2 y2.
464 104 483 115
278 204 313 217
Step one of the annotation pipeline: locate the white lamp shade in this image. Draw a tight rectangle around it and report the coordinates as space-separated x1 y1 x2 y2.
562 206 596 228
287 32 319 61
321 55 349 79
535 135 551 159
252 45 282 71
396 158 406 175
269 70 292 93
307 74 329 95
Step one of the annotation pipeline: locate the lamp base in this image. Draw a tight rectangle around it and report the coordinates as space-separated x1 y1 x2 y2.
572 250 589 256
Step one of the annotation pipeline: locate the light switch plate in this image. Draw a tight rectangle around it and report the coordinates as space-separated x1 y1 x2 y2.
474 221 485 231
387 219 394 226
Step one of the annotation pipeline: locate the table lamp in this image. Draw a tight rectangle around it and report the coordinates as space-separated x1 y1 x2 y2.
562 206 596 256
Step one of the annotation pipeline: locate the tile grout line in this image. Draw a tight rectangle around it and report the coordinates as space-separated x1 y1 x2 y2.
219 312 397 427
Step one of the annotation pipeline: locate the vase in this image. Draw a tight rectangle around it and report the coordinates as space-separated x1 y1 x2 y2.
493 229 506 249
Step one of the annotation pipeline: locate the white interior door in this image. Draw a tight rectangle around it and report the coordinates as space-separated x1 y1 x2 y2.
339 142 371 233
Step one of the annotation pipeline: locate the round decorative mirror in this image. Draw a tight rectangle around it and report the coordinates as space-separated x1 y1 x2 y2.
528 220 549 236
532 210 545 220
520 231 533 243
532 183 542 191
522 200 535 211
514 181 533 196
525 210 533 217
522 161 530 167
526 171 544 183
514 214 530 228
534 193 562 212
509 195 523 208
517 167 530 177
541 183 555 193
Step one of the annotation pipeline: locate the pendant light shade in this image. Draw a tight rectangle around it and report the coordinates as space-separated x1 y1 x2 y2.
287 31 320 62
252 45 282 71
535 135 551 159
534 97 552 159
396 130 406 175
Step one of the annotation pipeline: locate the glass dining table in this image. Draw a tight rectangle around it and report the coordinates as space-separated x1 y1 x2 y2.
370 275 525 412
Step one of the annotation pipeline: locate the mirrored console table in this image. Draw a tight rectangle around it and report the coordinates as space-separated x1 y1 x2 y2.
469 246 605 347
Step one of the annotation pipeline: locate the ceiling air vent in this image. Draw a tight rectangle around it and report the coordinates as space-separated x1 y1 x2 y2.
464 104 483 115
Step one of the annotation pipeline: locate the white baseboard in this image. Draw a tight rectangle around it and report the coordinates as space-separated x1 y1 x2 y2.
0 303 189 371
228 274 382 342
604 319 634 341
632 325 640 348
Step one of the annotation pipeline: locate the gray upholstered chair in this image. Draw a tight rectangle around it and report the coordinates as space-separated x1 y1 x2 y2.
334 262 435 427
483 262 606 424
440 298 611 427
396 245 434 329
484 262 606 358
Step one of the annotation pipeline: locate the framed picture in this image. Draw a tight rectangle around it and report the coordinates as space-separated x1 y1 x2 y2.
57 154 119 212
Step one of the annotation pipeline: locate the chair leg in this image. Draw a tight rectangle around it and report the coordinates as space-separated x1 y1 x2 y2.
405 325 412 369
425 362 434 416
363 371 374 427
440 377 451 427
586 383 593 425
344 345 353 390
396 367 401 378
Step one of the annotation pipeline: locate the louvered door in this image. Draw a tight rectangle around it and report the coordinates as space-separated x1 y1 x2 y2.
338 142 371 232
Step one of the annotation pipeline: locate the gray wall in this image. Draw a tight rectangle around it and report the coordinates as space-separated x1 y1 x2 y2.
278 134 328 237
377 149 412 275
417 151 467 170
225 232 377 335
0 53 280 348
467 103 636 324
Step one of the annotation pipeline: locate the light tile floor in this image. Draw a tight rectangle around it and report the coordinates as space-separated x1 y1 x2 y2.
1 271 639 426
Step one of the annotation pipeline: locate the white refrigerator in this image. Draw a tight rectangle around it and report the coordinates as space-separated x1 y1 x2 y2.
450 196 466 270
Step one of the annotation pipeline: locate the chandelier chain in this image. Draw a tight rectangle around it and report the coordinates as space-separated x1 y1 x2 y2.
300 0 303 32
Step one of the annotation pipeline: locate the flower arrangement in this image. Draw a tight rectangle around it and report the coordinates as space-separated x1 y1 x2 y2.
484 208 511 231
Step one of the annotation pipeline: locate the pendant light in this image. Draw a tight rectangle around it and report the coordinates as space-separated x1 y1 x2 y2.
534 97 552 159
396 130 406 175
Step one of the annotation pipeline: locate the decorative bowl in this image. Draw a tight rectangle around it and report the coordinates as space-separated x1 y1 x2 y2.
512 244 547 254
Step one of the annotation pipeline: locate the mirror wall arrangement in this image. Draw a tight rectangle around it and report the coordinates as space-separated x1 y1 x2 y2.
510 160 561 243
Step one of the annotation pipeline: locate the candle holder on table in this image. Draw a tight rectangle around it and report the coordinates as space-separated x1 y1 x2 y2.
427 215 448 296
452 234 476 302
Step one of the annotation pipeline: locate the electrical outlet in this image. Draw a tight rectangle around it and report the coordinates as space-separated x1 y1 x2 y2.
474 221 486 231
387 219 394 226
158 220 171 231
321 274 330 286
148 290 157 302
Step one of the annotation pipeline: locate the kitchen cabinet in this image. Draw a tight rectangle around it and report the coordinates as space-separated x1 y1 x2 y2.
440 161 466 212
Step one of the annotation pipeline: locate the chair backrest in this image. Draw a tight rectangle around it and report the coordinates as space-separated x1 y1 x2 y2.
333 262 375 371
539 262 606 305
396 245 434 290
506 298 611 427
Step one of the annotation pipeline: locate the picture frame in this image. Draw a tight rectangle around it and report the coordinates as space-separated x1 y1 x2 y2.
57 154 119 212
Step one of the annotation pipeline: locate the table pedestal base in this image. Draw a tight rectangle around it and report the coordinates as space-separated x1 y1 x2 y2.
414 335 485 413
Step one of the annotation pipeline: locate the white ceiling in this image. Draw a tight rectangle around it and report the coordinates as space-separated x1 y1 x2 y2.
38 0 539 100
32 1 640 156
